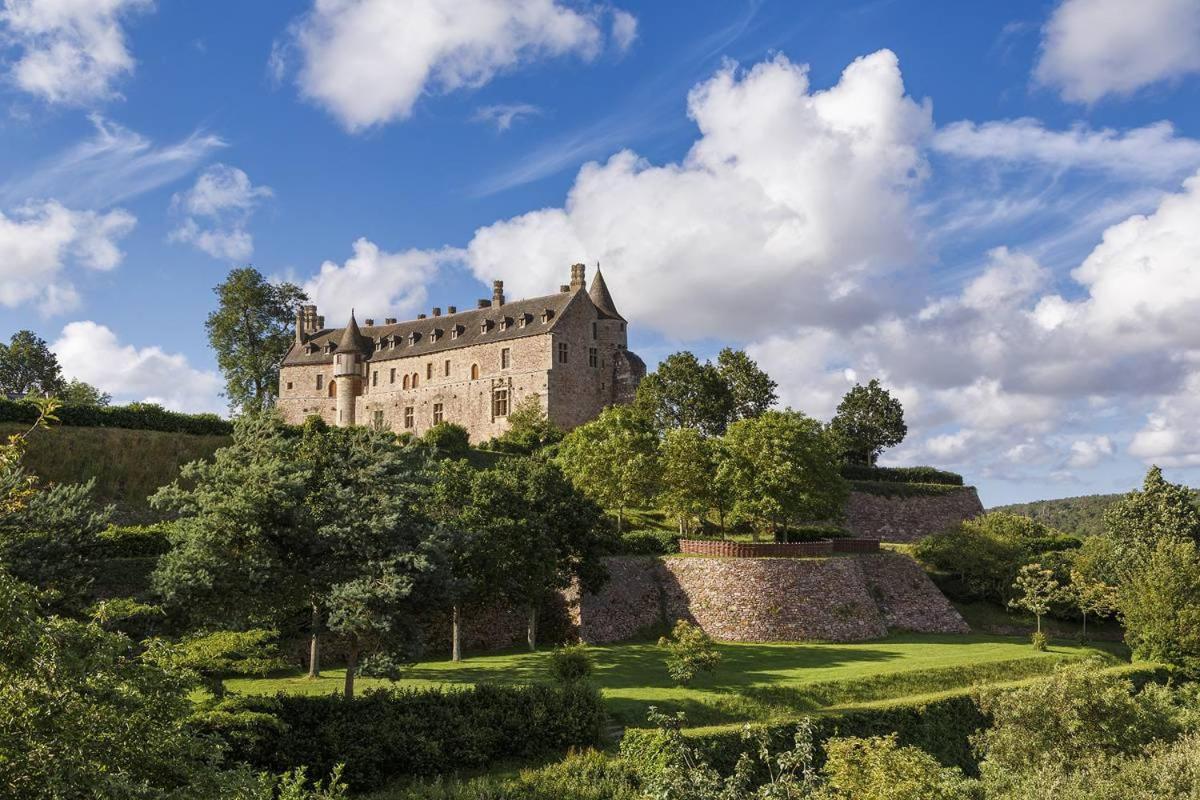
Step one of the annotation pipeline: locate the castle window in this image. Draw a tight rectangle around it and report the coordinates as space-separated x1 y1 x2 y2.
592 322 597 339
316 374 324 390
480 320 492 334
411 373 419 388
390 368 396 384
426 363 432 380
501 348 511 369
492 388 509 418
444 359 451 377
404 406 414 429
372 410 384 429
403 374 410 390
431 328 442 342
471 364 479 380
589 347 598 368
558 342 569 363
433 402 444 424
372 370 378 387
451 325 462 340
541 309 553 323
620 322 626 332
518 313 528 328
328 380 337 398
408 332 418 346
286 381 293 391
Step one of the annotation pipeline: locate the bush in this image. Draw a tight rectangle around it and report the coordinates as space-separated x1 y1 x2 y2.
394 750 639 800
658 620 721 685
778 525 850 543
548 644 594 684
202 682 605 791
1030 631 1047 652
840 464 963 486
93 523 173 558
618 529 679 555
0 397 231 435
850 480 964 498
422 422 471 457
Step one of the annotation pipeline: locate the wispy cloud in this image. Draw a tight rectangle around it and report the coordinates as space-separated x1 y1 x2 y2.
0 115 225 208
472 103 543 132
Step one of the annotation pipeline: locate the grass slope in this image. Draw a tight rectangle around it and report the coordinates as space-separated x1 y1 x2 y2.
226 633 1125 728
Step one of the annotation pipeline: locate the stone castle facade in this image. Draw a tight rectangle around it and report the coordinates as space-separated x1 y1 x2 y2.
277 264 646 441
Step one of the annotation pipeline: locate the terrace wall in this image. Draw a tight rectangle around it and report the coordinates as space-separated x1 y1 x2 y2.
844 487 984 542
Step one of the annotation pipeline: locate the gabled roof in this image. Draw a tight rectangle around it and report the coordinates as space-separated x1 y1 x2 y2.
283 290 582 366
588 268 624 321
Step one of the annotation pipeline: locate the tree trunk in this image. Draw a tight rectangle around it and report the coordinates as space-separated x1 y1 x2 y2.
452 604 462 662
307 604 321 679
343 645 358 699
679 516 685 537
1081 611 1087 639
617 508 624 534
527 606 538 651
1035 614 1042 635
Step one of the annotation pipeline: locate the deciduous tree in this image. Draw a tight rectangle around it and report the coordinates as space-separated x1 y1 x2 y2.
659 427 732 536
715 347 777 422
0 330 65 398
830 379 907 465
556 405 659 533
635 351 734 436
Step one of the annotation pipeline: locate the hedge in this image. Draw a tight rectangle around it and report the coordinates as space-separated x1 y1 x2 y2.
0 398 231 436
619 663 1175 779
93 523 173 558
778 525 850 543
849 480 965 498
201 682 606 791
618 529 680 555
840 465 964 486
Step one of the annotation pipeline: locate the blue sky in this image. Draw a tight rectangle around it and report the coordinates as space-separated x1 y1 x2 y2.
3 0 1200 507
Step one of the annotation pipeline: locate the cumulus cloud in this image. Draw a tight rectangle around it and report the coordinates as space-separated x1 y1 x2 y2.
0 200 135 314
1035 0 1200 103
933 118 1200 181
52 320 223 413
611 9 637 53
168 164 272 262
466 50 933 340
281 0 633 131
473 102 541 131
0 0 153 104
302 237 461 324
1068 435 1114 468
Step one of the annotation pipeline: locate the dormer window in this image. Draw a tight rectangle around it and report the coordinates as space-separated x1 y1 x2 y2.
407 332 418 346
540 309 554 324
451 325 463 340
305 343 318 355
323 343 335 354
480 319 493 334
518 313 531 328
430 328 443 342
499 316 512 331
389 336 398 349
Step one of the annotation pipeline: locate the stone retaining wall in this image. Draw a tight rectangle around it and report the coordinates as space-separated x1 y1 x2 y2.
844 487 984 542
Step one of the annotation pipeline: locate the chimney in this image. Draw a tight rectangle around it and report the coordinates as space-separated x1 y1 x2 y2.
560 284 570 293
295 306 305 345
384 317 396 325
569 263 586 291
447 305 457 314
316 315 324 328
432 307 441 317
417 313 426 319
364 318 374 326
492 280 505 307
477 299 490 308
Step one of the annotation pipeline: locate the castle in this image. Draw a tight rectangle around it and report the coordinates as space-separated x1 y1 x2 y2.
277 264 646 441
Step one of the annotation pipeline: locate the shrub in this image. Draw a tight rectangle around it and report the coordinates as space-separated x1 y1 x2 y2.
849 480 963 497
658 620 721 685
203 682 605 791
422 422 471 457
1030 631 1047 652
93 523 173 558
548 644 594 684
778 525 850 543
839 464 963 486
618 529 679 555
0 397 231 435
394 750 639 800
822 734 974 800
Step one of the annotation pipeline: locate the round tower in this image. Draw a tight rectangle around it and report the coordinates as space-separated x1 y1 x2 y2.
333 311 367 427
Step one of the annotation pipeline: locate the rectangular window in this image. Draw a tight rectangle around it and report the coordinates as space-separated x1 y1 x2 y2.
404 406 414 429
372 370 378 386
286 381 293 390
433 402 444 424
372 410 384 429
389 367 396 384
492 388 509 418
558 342 569 363
592 321 597 339
589 347 598 368
501 347 511 369
426 363 432 380
444 359 451 377
316 374 324 390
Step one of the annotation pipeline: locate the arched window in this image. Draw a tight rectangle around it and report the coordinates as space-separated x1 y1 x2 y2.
470 364 479 380
328 379 337 398
411 373 419 388
402 374 410 389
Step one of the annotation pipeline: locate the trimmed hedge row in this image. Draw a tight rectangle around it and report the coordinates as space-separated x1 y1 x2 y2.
0 398 231 436
618 529 681 555
840 465 964 486
849 480 965 498
202 682 606 791
620 663 1175 778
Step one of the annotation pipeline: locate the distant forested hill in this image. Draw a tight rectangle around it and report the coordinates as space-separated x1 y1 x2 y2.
989 494 1125 537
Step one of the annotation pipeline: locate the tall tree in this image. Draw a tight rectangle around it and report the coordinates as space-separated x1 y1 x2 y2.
720 410 848 539
556 404 660 533
716 348 777 422
0 330 65 398
659 427 732 536
830 379 907 465
1103 466 1200 556
205 268 307 414
635 351 734 436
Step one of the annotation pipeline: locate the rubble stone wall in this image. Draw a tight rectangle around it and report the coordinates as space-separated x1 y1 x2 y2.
844 488 984 542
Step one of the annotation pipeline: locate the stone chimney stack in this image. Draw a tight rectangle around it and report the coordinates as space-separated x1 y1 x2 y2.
569 263 586 291
296 304 319 344
432 307 441 317
417 313 426 319
492 280 505 307
560 284 570 293
447 305 457 314
364 318 374 326
477 299 490 308
384 317 396 325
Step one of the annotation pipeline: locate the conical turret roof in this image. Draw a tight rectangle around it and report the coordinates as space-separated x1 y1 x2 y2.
337 310 368 353
588 268 623 321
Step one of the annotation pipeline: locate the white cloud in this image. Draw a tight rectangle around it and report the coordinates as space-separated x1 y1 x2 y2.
1035 0 1200 103
611 9 637 53
1068 435 1114 468
168 164 272 262
0 115 225 208
302 237 461 324
473 102 541 131
0 0 153 105
0 199 134 314
1130 372 1200 466
283 0 633 131
52 320 223 413
466 50 933 340
933 118 1200 181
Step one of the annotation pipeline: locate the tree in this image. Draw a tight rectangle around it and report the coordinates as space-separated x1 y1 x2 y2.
1068 569 1117 641
659 427 732 536
1103 466 1200 560
1119 536 1200 676
822 734 973 800
657 620 721 685
422 421 471 457
556 404 660 533
205 267 307 414
58 378 111 406
492 395 563 453
715 347 777 422
0 330 65 398
829 379 907 465
720 410 847 539
1008 563 1062 639
635 351 734 435
148 629 285 699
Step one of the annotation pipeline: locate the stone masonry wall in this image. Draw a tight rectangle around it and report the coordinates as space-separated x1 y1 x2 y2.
844 487 984 543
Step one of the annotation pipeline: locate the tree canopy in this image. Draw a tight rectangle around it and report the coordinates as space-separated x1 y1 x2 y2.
0 330 65 399
830 379 907 466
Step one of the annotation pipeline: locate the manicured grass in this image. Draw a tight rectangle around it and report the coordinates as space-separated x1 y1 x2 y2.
225 632 1126 727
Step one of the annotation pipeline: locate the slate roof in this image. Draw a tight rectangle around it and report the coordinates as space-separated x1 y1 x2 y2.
283 289 583 366
588 269 624 321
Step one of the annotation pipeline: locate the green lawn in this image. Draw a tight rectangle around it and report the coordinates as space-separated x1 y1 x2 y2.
225 633 1126 727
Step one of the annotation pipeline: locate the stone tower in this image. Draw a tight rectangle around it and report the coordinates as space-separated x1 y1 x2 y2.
333 311 367 427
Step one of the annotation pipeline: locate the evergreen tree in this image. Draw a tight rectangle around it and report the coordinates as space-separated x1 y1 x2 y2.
830 379 907 465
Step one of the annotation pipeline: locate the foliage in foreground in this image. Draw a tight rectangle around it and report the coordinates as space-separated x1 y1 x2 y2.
658 620 722 685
